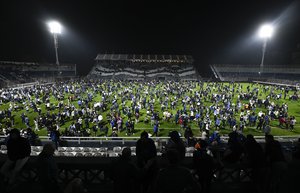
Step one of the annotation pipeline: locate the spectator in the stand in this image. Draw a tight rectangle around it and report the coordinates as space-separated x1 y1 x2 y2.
243 134 267 193
136 131 157 168
166 131 186 160
26 127 38 146
193 139 214 193
265 134 287 193
110 147 140 193
37 143 61 193
152 149 200 193
222 131 244 164
50 127 61 150
209 130 221 146
0 128 31 186
184 126 195 147
136 131 158 192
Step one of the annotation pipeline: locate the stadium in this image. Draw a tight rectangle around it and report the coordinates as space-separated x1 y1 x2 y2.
1 1 300 193
1 53 300 192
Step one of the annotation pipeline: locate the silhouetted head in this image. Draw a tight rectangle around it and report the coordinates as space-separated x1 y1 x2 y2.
121 147 131 160
140 131 148 139
228 131 239 145
169 131 180 143
199 139 208 149
265 134 274 143
9 129 20 140
42 143 56 156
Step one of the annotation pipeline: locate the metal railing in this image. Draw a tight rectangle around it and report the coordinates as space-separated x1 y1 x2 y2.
1 134 299 143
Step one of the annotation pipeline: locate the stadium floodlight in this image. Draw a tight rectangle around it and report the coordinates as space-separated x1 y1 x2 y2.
258 24 274 74
258 24 273 38
48 21 62 66
49 21 62 34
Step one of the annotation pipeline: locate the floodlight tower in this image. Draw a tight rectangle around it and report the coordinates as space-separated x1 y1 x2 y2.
258 24 274 74
48 21 62 66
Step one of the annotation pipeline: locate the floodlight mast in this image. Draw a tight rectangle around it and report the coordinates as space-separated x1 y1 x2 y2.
260 39 267 74
48 21 61 66
53 33 59 66
258 24 273 74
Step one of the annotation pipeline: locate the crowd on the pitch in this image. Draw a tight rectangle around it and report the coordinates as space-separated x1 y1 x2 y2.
0 80 298 141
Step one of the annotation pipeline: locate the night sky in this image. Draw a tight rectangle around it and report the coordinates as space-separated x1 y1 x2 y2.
1 0 300 76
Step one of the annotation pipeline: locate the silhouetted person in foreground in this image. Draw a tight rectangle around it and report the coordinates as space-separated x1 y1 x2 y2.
136 131 157 168
265 134 287 193
110 147 140 193
222 131 244 165
152 149 200 193
0 128 31 187
166 131 186 160
50 127 61 149
37 143 61 193
193 139 215 193
279 138 300 193
136 131 158 192
243 134 267 193
184 126 195 147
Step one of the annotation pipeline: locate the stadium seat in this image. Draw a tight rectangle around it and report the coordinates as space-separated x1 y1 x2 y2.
89 147 98 152
185 153 193 157
66 147 74 152
75 152 84 157
30 151 39 156
37 146 43 151
130 146 136 152
0 145 7 150
93 152 106 157
109 152 119 157
83 147 92 152
64 152 75 157
186 147 195 153
31 146 38 151
31 146 43 152
113 146 122 153
74 147 83 152
84 152 93 157
55 152 65 156
0 150 7 154
58 147 67 152
99 147 108 152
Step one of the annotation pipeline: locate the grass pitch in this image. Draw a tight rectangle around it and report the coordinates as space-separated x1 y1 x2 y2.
0 82 299 138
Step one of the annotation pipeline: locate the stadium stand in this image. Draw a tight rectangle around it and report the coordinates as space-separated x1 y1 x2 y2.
0 135 299 193
210 64 300 85
0 61 77 88
88 54 200 80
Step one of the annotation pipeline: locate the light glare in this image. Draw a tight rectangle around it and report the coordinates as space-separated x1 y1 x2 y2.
258 24 273 38
48 21 62 34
